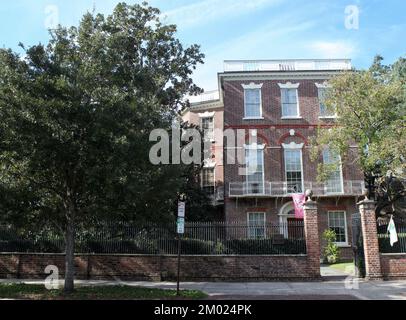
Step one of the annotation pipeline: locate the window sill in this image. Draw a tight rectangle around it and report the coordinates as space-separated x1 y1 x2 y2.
335 243 351 248
281 116 302 119
319 116 337 119
243 117 264 120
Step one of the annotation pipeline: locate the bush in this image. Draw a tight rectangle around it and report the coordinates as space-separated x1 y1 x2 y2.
323 229 339 264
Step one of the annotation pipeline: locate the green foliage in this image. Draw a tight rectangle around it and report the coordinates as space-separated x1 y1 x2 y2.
0 2 208 230
311 55 406 184
323 229 339 264
0 1 210 291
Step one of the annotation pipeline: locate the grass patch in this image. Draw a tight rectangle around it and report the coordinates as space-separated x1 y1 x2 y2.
0 283 207 300
329 262 355 273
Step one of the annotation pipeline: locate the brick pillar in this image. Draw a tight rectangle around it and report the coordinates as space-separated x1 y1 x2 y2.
358 199 382 280
303 199 321 279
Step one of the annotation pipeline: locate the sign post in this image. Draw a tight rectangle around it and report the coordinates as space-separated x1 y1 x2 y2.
176 201 185 296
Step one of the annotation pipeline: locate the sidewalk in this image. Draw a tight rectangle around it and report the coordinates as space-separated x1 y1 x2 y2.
1 278 406 300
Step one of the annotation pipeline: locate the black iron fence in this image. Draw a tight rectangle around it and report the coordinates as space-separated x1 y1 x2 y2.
0 221 306 255
377 218 406 254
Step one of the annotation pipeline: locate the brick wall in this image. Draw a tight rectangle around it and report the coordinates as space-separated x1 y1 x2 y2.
223 78 346 125
303 200 321 277
0 253 321 281
358 200 383 279
380 254 406 280
225 197 356 261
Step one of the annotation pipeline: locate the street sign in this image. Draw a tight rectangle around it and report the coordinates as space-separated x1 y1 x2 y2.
176 199 186 296
178 201 185 218
177 217 185 234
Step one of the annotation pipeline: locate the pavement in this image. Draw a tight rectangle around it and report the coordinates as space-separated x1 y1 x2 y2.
1 277 406 300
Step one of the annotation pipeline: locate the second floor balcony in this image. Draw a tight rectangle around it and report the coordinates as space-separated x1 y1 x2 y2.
228 180 364 198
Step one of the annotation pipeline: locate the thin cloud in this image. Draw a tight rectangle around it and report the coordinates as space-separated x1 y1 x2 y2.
308 41 357 59
160 0 284 28
192 14 318 90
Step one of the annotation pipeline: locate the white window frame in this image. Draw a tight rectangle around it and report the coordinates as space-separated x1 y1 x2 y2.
282 142 304 194
247 212 266 239
242 83 263 120
315 83 337 119
327 211 348 246
201 166 215 194
322 148 344 195
244 144 265 195
278 202 296 238
199 111 215 142
278 82 301 119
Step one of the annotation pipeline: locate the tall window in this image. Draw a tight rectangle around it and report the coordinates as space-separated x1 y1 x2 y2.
245 147 264 194
328 211 348 244
247 212 266 239
201 116 214 141
244 88 261 118
284 149 303 193
318 88 334 117
201 167 215 194
281 88 298 117
323 149 343 193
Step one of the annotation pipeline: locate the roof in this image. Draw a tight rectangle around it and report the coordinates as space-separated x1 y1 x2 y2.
223 59 352 72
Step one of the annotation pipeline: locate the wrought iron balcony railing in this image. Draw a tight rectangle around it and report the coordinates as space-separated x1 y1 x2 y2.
228 180 364 198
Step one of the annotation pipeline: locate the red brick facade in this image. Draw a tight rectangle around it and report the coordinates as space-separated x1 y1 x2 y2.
0 253 321 281
222 72 364 261
303 200 321 277
358 200 383 279
380 254 406 279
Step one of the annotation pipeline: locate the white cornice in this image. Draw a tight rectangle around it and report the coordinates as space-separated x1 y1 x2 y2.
198 111 215 118
244 143 265 149
203 160 216 168
278 82 300 89
219 71 343 81
282 142 304 149
242 82 263 89
315 81 331 88
183 102 223 115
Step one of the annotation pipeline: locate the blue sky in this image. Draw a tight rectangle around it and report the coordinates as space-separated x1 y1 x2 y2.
1 0 405 90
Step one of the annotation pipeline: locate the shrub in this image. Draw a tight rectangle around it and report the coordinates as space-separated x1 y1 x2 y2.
323 229 339 264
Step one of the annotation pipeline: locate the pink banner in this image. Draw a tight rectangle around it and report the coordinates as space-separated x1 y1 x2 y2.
292 193 306 219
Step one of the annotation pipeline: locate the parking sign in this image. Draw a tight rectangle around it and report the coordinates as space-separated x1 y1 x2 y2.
178 201 185 218
177 217 185 234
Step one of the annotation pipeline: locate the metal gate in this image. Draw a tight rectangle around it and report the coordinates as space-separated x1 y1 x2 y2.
351 212 366 278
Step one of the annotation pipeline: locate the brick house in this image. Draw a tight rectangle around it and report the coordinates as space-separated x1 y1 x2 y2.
182 90 225 211
183 59 365 260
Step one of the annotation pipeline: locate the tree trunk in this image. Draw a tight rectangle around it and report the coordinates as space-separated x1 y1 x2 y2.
64 221 75 293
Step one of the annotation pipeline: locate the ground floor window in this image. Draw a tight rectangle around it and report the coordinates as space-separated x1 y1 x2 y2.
247 212 266 239
327 211 348 244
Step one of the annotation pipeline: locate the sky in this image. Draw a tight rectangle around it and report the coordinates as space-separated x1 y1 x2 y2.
0 0 405 91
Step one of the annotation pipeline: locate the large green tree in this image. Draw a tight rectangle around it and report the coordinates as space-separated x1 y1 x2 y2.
0 2 206 292
311 55 406 216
